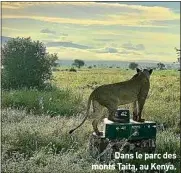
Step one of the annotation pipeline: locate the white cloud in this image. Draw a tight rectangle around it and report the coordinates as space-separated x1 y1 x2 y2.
122 42 145 51
2 2 179 62
2 2 179 27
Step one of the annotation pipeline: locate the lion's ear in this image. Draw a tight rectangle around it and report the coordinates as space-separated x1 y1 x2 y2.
136 68 141 73
149 69 153 75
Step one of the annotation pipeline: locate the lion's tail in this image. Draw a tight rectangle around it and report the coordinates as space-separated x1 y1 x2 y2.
69 95 92 134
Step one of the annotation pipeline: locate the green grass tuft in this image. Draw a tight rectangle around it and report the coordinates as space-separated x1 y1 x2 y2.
2 88 83 117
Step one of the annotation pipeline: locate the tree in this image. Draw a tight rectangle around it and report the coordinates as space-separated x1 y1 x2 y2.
2 37 58 89
175 47 180 63
129 62 138 70
72 59 85 68
157 62 166 70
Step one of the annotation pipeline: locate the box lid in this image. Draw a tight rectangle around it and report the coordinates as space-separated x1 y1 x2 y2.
103 118 156 125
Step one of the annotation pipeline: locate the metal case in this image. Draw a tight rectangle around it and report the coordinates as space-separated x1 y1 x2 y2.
104 118 156 140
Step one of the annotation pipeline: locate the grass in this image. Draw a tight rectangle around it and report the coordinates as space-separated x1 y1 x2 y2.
2 87 83 117
53 68 180 127
2 108 180 173
2 68 180 172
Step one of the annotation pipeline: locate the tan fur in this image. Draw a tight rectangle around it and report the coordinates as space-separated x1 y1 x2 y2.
69 68 153 135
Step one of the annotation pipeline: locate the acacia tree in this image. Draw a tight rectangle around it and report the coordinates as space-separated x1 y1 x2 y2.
129 62 138 70
2 37 58 89
72 59 85 68
157 62 166 70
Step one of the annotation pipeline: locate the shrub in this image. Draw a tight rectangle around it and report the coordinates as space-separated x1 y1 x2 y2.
69 68 77 72
2 37 58 89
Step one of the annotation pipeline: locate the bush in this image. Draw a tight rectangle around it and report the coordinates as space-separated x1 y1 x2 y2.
2 88 82 116
129 62 138 70
69 68 77 72
2 37 58 89
88 66 92 69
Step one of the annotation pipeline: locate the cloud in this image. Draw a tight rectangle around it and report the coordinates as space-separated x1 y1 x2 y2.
2 27 20 32
94 44 144 54
46 41 91 49
118 49 142 56
46 45 174 63
146 51 172 56
105 47 118 53
40 28 68 36
94 38 115 42
122 42 145 51
40 28 56 34
2 14 170 28
2 2 179 63
95 47 119 53
150 19 180 26
2 2 179 27
119 50 132 55
2 2 34 9
2 2 179 15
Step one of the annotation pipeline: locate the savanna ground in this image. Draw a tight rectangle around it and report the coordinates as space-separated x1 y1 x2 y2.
2 68 180 173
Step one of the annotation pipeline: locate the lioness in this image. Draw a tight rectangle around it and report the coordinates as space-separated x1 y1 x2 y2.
69 68 153 135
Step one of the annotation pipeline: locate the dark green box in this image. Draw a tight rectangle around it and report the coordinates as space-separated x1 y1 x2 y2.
103 118 156 140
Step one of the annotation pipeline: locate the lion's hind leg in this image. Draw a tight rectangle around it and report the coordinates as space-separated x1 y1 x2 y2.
92 117 104 136
91 101 104 136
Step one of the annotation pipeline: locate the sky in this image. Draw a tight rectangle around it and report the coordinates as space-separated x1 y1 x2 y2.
2 2 180 62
